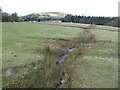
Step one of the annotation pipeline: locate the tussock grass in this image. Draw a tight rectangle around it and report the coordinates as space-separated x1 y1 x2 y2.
77 29 95 44
3 47 61 88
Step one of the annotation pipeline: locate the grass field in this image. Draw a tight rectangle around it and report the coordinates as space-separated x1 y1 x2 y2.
2 22 118 88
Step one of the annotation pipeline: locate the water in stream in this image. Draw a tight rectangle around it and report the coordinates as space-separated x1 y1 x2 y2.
55 46 76 88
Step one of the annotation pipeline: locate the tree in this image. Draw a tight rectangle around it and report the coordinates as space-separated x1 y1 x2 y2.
0 7 2 22
0 7 2 12
62 14 73 22
8 15 14 22
62 14 118 27
2 12 9 22
11 13 18 22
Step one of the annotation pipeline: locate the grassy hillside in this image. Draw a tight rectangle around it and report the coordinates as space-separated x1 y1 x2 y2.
2 22 118 88
21 12 67 19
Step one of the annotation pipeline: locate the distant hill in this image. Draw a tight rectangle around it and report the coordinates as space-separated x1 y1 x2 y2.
21 12 68 20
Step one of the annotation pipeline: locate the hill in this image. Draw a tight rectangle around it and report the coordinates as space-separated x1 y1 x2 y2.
21 12 68 21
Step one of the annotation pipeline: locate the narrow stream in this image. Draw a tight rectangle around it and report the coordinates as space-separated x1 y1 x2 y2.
54 46 76 88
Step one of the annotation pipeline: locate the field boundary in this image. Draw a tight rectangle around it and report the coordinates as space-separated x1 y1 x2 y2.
48 24 119 32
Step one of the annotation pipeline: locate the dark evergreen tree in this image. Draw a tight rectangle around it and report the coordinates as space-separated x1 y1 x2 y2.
62 14 118 27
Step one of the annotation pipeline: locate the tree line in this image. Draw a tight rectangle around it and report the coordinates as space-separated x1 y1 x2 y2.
1 8 119 27
61 14 119 27
1 11 60 22
2 12 19 22
23 16 60 22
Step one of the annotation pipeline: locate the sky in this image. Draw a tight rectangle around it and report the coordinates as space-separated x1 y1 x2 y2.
0 0 119 17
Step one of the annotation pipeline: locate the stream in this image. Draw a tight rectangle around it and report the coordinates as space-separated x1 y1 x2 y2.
54 46 76 88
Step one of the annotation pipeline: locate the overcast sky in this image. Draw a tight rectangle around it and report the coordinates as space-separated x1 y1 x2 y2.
0 0 119 16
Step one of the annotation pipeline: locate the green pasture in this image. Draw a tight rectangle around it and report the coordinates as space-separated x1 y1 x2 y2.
2 22 118 88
